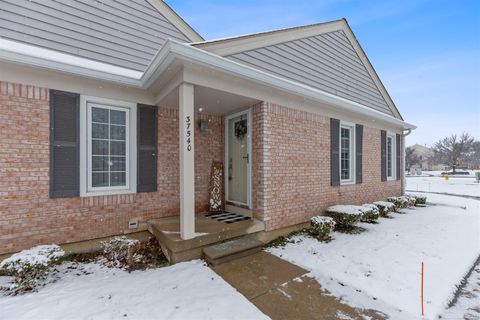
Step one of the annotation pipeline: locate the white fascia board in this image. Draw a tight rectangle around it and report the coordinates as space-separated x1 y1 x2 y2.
0 38 143 86
155 40 417 130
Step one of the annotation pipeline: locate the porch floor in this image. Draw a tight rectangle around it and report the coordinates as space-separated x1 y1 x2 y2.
147 212 265 263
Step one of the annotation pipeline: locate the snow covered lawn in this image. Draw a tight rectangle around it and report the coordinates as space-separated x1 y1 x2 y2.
406 175 479 197
268 193 480 319
0 260 268 320
441 260 480 319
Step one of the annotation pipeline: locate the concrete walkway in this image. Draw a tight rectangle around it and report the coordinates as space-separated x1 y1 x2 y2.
211 252 387 320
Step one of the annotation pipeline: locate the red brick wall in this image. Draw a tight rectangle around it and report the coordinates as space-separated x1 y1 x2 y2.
0 81 403 254
251 102 403 231
0 81 223 254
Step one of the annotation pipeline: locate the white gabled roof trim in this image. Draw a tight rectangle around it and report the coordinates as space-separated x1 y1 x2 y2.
0 38 415 130
189 20 343 46
146 0 204 42
191 19 403 120
156 40 416 130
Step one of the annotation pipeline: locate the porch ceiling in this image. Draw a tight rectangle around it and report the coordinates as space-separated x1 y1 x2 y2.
160 84 260 115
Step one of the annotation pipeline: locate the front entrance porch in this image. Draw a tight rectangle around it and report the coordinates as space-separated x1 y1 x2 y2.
144 61 284 263
148 213 264 263
145 62 268 263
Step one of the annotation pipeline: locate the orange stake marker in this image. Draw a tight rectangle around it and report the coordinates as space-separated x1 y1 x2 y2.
421 261 424 317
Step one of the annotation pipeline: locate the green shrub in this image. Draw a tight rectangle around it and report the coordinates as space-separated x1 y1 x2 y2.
310 216 336 241
0 245 64 294
405 194 427 206
404 195 417 207
360 204 380 223
414 196 427 206
387 196 409 210
325 205 364 228
373 201 396 216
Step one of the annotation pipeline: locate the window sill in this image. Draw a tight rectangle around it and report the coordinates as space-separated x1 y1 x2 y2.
387 177 396 181
80 189 136 197
340 180 356 186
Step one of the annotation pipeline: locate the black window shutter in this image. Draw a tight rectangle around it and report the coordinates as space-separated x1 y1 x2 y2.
355 124 363 184
396 133 401 181
49 90 80 198
330 118 340 186
137 104 157 192
380 130 387 182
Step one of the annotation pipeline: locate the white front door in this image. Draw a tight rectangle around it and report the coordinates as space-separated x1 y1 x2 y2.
225 110 251 208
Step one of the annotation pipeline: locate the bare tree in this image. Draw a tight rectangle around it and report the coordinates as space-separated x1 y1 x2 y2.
467 141 480 169
405 146 421 171
431 133 475 173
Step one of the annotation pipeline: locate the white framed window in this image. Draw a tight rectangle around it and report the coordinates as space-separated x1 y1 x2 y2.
386 132 396 180
80 96 137 197
340 122 355 184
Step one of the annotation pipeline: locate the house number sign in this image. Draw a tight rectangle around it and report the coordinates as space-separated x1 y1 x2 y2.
185 115 192 151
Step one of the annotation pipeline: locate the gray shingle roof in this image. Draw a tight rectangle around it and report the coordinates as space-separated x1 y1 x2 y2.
225 30 393 116
0 0 192 71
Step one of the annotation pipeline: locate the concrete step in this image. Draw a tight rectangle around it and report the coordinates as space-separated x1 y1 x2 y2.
203 237 264 266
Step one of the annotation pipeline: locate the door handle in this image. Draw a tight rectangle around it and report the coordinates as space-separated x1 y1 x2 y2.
242 154 249 163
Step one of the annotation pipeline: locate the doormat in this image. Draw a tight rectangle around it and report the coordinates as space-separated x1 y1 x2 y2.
205 212 251 224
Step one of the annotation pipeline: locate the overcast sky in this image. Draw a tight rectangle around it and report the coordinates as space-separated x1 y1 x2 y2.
168 0 480 147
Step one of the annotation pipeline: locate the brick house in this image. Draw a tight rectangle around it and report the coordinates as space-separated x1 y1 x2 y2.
0 1 415 260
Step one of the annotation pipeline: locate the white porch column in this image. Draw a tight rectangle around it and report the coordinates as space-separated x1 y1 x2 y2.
179 83 195 240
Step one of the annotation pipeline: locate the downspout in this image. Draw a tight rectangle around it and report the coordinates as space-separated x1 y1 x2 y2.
402 129 413 194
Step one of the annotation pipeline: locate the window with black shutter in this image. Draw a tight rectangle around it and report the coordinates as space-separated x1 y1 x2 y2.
355 124 363 184
330 118 340 186
396 134 401 181
381 130 387 182
50 90 80 198
137 104 158 192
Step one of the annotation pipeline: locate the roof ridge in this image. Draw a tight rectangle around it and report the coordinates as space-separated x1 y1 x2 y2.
191 18 345 46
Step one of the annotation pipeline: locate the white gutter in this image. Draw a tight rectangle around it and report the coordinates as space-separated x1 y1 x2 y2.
0 38 416 130
0 38 143 85
402 128 413 194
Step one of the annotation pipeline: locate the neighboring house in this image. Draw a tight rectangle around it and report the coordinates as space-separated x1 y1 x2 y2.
409 144 443 171
0 0 415 259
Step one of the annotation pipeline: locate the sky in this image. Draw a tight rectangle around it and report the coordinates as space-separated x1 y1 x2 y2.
168 0 480 147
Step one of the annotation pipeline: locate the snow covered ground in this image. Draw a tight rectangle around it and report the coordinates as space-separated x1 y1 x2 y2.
409 170 475 177
268 193 480 319
441 261 480 319
0 260 268 320
407 175 480 197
